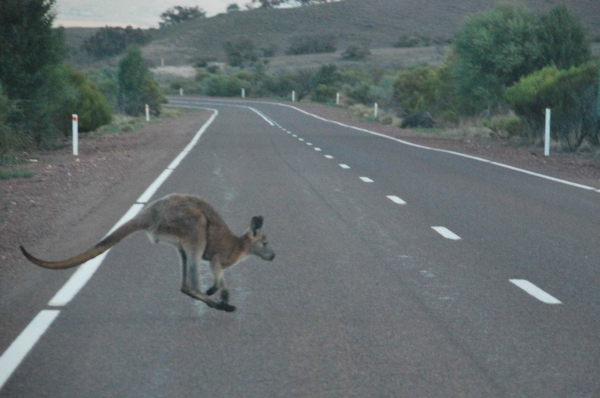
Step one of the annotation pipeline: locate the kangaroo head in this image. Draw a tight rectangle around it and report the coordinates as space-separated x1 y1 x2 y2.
247 216 275 261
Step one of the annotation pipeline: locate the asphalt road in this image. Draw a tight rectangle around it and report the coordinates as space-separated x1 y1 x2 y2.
2 97 599 397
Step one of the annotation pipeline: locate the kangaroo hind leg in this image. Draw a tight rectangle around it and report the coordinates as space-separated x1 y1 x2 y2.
179 248 234 312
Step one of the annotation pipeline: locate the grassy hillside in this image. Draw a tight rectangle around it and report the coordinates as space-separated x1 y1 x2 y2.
142 0 600 66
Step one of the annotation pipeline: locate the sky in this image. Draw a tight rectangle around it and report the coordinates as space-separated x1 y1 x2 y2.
54 0 246 28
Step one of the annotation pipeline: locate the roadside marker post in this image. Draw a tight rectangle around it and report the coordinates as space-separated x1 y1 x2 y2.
374 103 379 119
72 114 78 156
336 92 340 105
241 88 245 99
145 104 150 122
292 90 296 102
544 108 551 157
180 88 183 96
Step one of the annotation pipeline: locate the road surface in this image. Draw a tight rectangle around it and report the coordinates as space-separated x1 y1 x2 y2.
2 97 599 397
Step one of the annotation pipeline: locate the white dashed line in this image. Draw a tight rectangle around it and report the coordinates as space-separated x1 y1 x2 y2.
431 227 462 240
387 195 407 205
510 280 562 304
325 155 333 159
299 138 304 142
307 143 312 146
360 177 374 183
339 164 350 169
292 134 297 137
315 148 322 151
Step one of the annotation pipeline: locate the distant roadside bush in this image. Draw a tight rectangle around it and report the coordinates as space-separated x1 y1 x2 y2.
81 26 152 59
504 61 599 149
118 47 165 116
341 44 371 61
205 75 251 97
286 35 336 55
452 3 591 112
62 65 112 133
224 38 259 68
393 66 438 115
311 84 337 103
482 115 527 139
87 67 119 108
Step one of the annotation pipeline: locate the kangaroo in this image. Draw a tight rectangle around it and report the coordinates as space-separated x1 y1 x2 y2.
20 193 275 312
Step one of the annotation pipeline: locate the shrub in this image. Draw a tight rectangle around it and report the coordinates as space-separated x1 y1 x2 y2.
287 35 336 55
347 84 373 104
118 46 165 116
224 38 259 68
393 66 438 114
87 68 119 108
311 84 337 103
482 115 527 138
81 26 152 59
505 61 599 149
313 64 341 88
452 3 592 113
205 75 250 97
64 66 112 133
341 44 371 61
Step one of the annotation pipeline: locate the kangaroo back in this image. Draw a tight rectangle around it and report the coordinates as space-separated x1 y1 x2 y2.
20 215 150 270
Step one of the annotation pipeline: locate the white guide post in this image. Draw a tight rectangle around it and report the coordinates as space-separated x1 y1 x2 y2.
145 104 150 122
336 92 340 105
292 91 296 102
161 58 165 67
374 103 379 119
544 108 551 157
180 88 183 96
72 114 78 156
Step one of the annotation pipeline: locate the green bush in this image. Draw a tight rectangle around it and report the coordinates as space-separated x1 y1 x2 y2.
118 46 165 116
64 66 112 133
205 75 250 97
87 68 119 109
81 26 152 59
347 84 373 104
505 61 599 149
286 35 336 55
341 44 371 61
313 65 341 88
393 66 438 115
224 38 259 68
311 84 337 103
452 3 592 113
482 115 527 138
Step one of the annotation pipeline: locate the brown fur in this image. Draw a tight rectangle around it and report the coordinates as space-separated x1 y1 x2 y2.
20 194 275 312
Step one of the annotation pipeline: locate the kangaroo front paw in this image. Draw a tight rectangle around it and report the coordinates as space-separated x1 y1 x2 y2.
206 285 218 296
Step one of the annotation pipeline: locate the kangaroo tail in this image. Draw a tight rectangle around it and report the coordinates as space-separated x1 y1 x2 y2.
20 215 150 270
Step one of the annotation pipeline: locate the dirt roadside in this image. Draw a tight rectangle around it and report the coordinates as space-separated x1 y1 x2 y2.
2 101 599 295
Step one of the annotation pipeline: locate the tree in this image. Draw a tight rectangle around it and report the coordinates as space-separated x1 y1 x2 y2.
227 3 241 12
0 0 69 143
118 46 165 116
223 38 259 68
81 26 152 59
159 6 205 28
535 4 591 70
452 4 539 112
451 3 592 113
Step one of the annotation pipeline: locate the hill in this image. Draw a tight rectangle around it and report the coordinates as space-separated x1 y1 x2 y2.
141 0 600 66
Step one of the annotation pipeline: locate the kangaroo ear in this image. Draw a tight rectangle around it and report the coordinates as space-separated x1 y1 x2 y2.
250 216 264 236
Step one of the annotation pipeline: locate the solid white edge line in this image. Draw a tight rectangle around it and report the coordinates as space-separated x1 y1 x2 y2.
47 253 108 307
136 169 173 204
360 177 374 183
167 150 189 170
248 107 274 126
387 195 407 205
510 279 562 304
0 310 60 390
431 226 462 240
